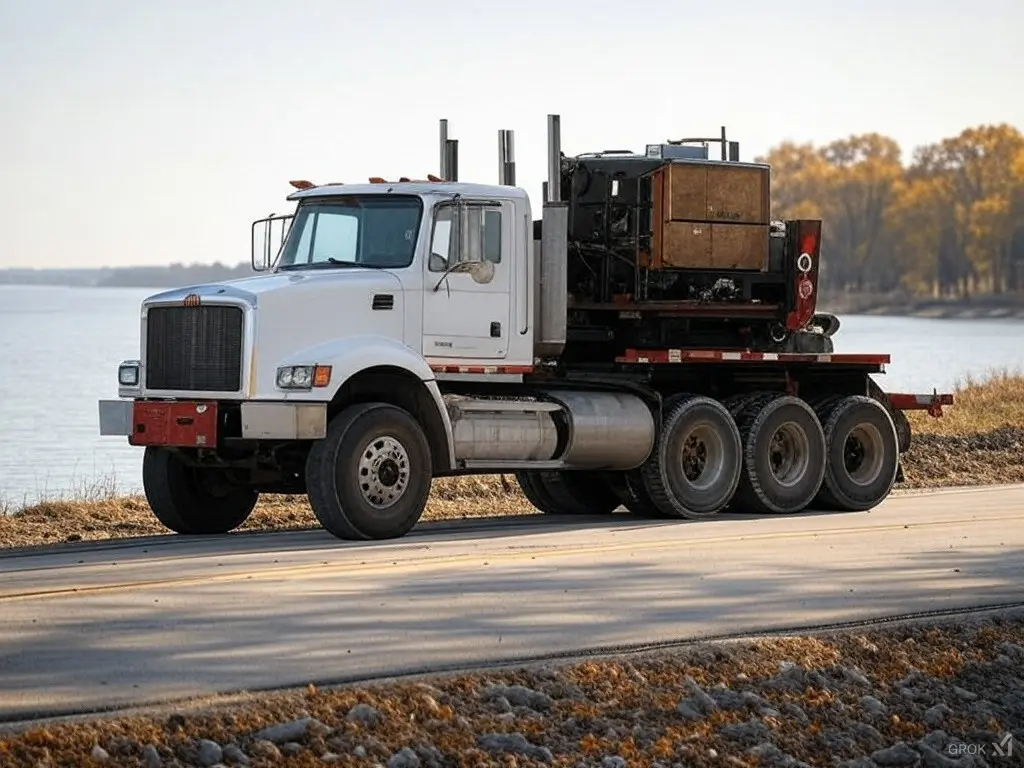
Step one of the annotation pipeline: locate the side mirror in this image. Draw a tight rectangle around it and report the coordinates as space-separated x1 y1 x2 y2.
464 259 495 284
430 200 499 291
251 214 292 272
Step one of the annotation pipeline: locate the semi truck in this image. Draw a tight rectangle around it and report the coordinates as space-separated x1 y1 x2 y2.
98 114 953 541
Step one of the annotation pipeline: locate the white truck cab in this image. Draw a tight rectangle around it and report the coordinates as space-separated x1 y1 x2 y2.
99 119 602 541
117 181 535 404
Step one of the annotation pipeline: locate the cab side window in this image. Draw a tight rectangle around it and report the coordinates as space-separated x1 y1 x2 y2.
429 203 502 271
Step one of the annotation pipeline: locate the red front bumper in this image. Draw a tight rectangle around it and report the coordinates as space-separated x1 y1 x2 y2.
129 401 219 447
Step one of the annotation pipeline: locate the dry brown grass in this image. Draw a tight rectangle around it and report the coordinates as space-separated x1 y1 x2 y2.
2 373 1022 551
905 367 1024 435
0 475 536 550
899 369 1024 489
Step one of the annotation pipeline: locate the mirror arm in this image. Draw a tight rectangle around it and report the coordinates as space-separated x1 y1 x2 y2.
432 261 465 292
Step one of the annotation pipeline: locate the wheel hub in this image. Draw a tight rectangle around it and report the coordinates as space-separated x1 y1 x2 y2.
843 423 885 485
357 435 410 509
377 459 400 487
677 422 726 490
768 422 810 486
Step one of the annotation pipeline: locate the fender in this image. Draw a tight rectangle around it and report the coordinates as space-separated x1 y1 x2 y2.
272 335 456 468
274 335 434 396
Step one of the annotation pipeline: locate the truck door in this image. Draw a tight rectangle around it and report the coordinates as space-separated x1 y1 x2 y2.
422 199 512 359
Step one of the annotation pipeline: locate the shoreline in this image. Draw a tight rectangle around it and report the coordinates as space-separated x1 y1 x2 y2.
820 294 1024 321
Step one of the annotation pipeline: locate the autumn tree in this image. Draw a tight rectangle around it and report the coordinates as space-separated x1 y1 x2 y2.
761 122 1024 298
913 124 1024 294
758 141 831 220
1012 148 1024 290
818 134 904 292
759 134 904 293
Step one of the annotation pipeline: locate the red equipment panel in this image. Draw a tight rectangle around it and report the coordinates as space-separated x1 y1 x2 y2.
129 401 218 447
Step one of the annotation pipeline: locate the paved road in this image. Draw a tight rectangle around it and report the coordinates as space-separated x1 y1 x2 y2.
2 484 1023 722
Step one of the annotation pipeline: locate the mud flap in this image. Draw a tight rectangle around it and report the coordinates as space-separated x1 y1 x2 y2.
895 459 905 483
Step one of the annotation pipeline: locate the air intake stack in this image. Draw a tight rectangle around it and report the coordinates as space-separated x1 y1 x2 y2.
498 129 516 185
438 118 459 181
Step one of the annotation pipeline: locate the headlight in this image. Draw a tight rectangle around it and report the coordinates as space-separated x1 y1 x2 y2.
118 361 140 387
276 365 332 390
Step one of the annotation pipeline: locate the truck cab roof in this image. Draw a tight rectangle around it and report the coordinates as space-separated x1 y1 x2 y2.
286 181 530 201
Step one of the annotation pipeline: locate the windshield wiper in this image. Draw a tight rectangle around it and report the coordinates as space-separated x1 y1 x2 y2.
326 258 386 269
277 259 385 271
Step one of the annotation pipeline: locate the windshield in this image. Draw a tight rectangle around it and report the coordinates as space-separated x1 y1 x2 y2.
276 195 423 270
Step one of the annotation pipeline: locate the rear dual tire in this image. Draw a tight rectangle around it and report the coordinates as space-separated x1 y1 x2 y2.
729 392 898 514
639 395 744 519
515 470 622 515
814 396 899 511
731 394 827 514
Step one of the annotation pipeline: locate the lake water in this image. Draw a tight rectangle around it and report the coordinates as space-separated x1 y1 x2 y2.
1 284 1022 508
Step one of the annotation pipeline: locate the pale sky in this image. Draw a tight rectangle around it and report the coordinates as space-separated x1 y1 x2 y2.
1 0 1021 269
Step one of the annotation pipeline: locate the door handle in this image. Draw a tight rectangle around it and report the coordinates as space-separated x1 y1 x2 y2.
490 322 501 338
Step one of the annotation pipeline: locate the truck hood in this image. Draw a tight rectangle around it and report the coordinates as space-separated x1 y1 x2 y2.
144 268 399 307
143 269 409 398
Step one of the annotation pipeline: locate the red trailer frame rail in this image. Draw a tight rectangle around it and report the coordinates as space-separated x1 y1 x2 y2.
886 391 955 417
615 348 892 365
615 348 955 417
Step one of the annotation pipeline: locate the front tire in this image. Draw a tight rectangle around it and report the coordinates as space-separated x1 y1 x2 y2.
142 447 258 534
305 403 432 540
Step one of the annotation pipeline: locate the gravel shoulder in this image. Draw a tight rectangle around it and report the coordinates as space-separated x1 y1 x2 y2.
2 611 1021 767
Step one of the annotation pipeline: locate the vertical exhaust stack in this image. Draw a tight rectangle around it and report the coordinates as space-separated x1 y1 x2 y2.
546 115 562 202
536 113 567 358
450 137 462 181
439 119 458 181
498 130 516 186
445 139 459 182
439 119 449 180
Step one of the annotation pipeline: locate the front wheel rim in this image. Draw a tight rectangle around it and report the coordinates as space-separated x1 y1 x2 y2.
357 435 410 509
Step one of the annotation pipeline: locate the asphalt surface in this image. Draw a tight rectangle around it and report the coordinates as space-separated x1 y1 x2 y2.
2 483 1023 723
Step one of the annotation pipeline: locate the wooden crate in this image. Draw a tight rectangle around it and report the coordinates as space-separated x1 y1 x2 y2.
661 221 768 271
664 161 770 225
709 223 769 270
647 161 771 270
662 222 711 269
